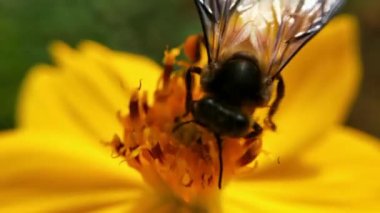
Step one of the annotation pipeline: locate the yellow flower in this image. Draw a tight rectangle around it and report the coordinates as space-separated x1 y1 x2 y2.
0 15 379 212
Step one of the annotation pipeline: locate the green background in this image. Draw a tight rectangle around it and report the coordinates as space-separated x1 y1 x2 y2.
0 1 379 137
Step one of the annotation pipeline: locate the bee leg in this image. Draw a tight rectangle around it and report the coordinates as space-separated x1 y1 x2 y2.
183 66 202 117
172 120 197 133
214 133 224 189
244 122 263 140
265 75 285 131
172 117 207 133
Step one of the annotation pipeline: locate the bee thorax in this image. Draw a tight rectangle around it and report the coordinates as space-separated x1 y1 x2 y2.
201 55 268 107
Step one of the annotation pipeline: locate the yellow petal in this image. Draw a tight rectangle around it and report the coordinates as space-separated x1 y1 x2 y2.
223 127 380 212
17 41 161 141
0 130 145 212
258 15 362 166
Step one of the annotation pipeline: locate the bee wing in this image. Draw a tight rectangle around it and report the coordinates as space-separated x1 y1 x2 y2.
195 0 345 78
194 0 246 62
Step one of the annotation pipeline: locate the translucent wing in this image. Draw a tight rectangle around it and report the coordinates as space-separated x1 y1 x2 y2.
194 0 345 77
194 0 243 62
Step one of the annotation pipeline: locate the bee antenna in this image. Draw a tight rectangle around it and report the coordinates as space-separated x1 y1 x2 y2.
215 134 223 189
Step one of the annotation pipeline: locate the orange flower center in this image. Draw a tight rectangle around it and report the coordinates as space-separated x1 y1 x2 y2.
110 44 262 203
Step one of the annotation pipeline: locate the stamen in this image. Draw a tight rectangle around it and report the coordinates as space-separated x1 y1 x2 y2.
129 92 140 120
181 171 194 187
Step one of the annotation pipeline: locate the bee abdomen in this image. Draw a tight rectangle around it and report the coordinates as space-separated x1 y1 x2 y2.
193 97 250 137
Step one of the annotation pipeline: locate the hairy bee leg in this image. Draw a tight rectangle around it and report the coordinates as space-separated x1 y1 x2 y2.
265 75 285 131
183 66 202 117
214 134 223 189
244 122 263 140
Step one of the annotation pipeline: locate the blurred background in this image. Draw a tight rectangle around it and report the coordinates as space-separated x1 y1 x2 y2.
0 0 379 137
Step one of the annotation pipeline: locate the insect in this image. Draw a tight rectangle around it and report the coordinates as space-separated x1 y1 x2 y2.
177 0 345 188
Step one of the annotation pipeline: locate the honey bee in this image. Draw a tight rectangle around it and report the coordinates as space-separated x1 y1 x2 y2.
178 0 345 188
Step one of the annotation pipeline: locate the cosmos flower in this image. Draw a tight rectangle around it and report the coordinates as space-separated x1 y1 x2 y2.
0 16 379 212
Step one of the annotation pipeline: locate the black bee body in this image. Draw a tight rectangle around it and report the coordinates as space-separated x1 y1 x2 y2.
184 0 344 189
192 54 272 137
